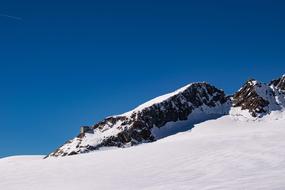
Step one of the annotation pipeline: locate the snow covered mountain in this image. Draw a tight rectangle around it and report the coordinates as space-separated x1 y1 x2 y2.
2 74 285 190
2 112 285 190
47 82 231 157
231 75 285 118
46 75 285 158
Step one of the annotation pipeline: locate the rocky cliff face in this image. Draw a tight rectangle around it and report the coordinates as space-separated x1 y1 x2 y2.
270 75 285 91
46 75 285 158
46 82 230 158
231 75 285 117
232 79 273 117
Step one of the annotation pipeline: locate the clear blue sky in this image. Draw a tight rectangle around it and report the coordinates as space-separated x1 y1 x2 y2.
1 0 285 157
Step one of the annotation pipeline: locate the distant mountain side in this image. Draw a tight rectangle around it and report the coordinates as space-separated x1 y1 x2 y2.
46 74 285 158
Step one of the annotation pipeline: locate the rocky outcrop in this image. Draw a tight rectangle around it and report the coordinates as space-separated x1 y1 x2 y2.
232 79 271 117
232 76 285 117
269 75 285 91
46 74 285 158
46 82 230 158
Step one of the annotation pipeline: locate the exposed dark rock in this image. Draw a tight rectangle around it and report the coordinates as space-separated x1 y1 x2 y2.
45 75 285 158
269 75 285 91
232 79 270 117
46 82 230 158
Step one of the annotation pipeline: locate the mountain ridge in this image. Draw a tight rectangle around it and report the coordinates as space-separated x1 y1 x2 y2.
46 74 285 158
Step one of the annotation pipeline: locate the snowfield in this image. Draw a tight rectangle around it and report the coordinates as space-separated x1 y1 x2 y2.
1 113 285 190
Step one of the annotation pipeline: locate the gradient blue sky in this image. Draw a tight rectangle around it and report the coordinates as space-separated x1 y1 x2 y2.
1 0 285 157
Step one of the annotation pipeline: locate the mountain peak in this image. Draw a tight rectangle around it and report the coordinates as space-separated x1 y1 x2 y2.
46 75 285 158
232 75 285 118
117 82 215 117
232 79 271 117
270 74 285 91
247 78 258 84
46 82 230 158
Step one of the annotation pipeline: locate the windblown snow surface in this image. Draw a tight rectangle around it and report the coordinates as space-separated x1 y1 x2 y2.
1 111 285 190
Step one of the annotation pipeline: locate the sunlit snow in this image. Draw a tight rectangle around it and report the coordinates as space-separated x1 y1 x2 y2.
1 112 285 190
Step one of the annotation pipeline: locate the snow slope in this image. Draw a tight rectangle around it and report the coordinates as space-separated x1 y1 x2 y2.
47 82 230 157
117 83 194 117
47 75 285 158
1 113 285 190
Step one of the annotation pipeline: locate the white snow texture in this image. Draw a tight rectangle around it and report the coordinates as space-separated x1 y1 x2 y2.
1 112 285 190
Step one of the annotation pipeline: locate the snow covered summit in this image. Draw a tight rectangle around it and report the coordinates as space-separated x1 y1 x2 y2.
270 74 285 91
3 75 285 190
47 82 230 157
47 74 285 158
231 75 285 118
